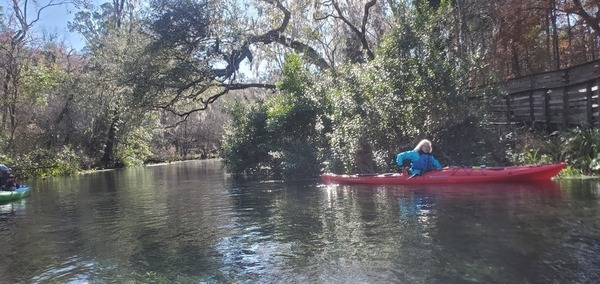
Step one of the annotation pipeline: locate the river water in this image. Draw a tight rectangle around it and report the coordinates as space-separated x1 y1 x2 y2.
0 160 598 283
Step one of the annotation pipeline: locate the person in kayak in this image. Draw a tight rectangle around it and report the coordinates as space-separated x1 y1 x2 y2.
0 164 18 191
396 139 442 175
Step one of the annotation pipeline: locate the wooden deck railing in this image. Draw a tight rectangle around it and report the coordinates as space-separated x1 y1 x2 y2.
488 59 600 128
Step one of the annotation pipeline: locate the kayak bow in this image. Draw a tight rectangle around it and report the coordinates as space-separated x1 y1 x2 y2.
0 185 31 202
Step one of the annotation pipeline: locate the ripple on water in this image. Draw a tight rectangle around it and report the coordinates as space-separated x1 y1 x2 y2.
31 256 95 284
5 162 600 283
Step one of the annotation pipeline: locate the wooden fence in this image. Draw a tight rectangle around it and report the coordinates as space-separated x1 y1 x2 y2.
489 59 600 129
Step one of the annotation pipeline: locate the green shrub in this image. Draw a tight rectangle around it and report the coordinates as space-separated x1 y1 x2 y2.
3 146 82 180
221 53 323 179
561 128 600 175
221 101 272 177
115 127 153 167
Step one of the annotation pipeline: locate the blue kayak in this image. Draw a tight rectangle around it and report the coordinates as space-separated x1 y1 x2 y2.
0 185 31 202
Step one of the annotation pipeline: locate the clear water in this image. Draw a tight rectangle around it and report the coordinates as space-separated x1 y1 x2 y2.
0 160 598 283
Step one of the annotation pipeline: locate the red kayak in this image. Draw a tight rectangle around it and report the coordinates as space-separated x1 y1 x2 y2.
321 163 566 185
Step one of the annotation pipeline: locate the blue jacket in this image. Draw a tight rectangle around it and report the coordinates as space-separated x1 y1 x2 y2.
396 150 442 175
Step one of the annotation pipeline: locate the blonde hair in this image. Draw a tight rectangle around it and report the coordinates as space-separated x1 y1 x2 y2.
414 139 433 153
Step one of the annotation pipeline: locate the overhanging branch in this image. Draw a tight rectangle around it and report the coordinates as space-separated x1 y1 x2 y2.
212 0 331 80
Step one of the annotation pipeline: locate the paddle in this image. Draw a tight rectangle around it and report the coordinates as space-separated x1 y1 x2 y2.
407 174 419 179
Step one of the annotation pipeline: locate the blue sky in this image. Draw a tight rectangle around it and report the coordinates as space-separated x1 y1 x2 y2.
36 3 84 49
1 1 94 50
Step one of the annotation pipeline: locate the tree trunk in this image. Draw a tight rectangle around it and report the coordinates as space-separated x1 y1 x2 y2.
511 43 521 77
551 0 560 69
100 113 119 167
546 8 552 64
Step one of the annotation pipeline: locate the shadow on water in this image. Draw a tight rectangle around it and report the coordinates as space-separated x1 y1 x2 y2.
0 161 599 283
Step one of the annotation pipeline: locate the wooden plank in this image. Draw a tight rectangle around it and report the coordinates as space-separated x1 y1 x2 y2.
570 112 587 124
495 59 600 127
563 86 569 126
529 76 535 122
503 77 532 93
569 62 600 84
506 95 512 125
587 81 594 125
545 89 551 125
512 94 530 101
533 71 565 89
597 78 600 126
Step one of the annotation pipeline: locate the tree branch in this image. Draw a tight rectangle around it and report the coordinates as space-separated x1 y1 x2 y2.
566 0 600 35
329 0 376 61
361 0 377 60
161 81 276 128
11 0 76 42
212 0 331 79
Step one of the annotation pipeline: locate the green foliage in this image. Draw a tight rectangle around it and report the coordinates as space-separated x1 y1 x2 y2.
20 61 65 103
505 130 564 167
503 128 600 176
561 128 600 175
70 13 158 168
2 146 82 180
276 53 309 96
315 65 384 173
508 148 554 165
5 0 595 181
221 101 272 177
114 127 154 167
556 163 581 178
222 1 503 177
319 1 494 173
378 3 475 133
222 53 321 179
148 0 209 51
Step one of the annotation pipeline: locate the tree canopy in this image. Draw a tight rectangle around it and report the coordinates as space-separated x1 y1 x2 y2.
0 0 597 178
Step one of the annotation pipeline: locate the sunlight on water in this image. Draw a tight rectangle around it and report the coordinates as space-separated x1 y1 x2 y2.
0 161 599 283
31 256 95 284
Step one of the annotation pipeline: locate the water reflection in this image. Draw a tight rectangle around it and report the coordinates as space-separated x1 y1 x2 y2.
0 198 27 214
561 178 600 199
0 162 599 283
314 181 575 283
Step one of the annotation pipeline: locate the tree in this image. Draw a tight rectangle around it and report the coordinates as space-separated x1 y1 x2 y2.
464 0 599 78
0 0 82 152
319 1 500 173
222 53 321 178
133 0 391 120
68 0 155 167
562 0 600 36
